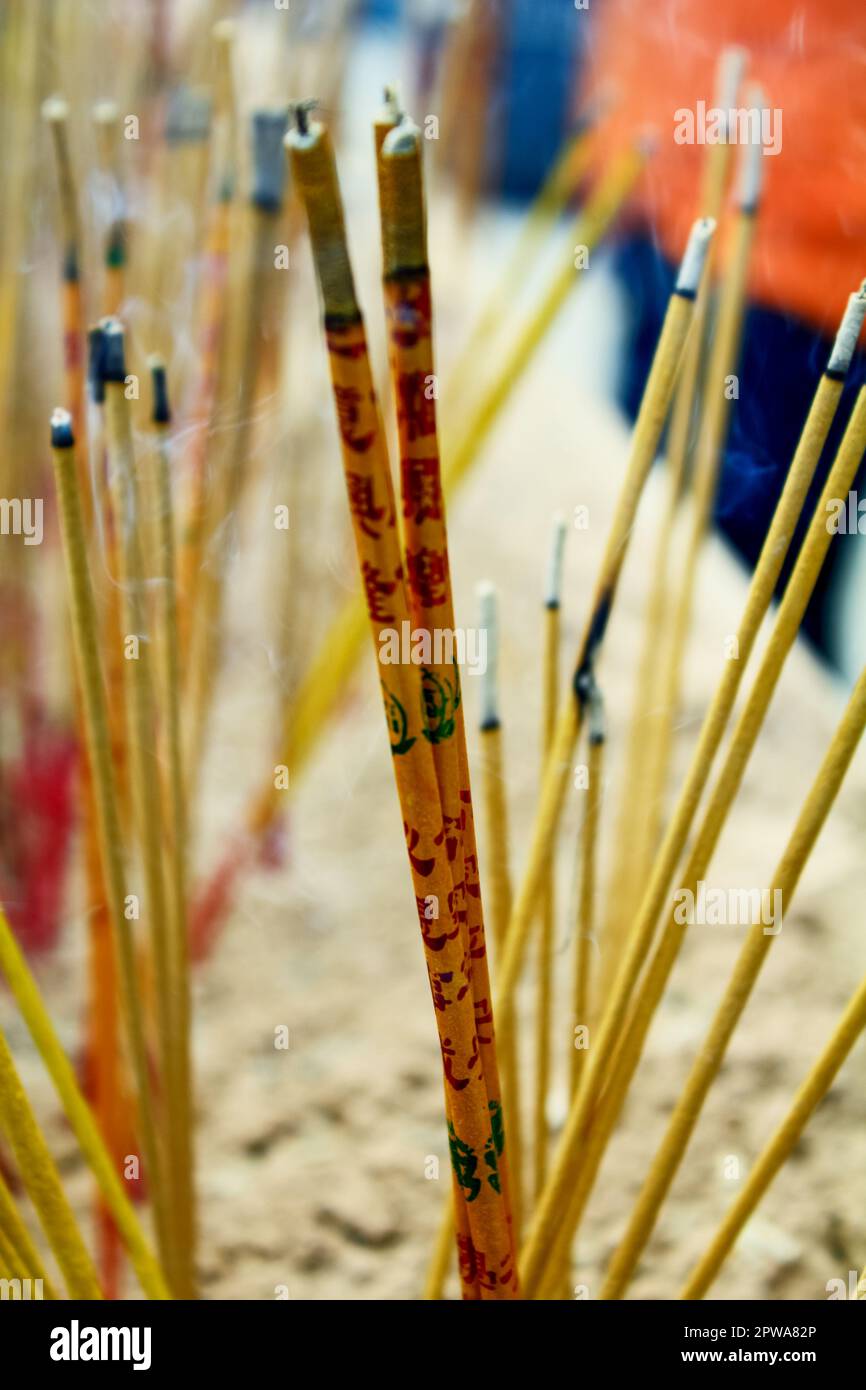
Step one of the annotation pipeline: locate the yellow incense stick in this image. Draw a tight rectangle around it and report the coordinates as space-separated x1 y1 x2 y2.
149 357 196 1299
571 682 604 1099
0 1025 102 1299
681 899 866 1298
601 658 866 1298
48 406 171 1298
102 322 182 1288
477 580 522 1237
0 1166 58 1298
534 514 566 1198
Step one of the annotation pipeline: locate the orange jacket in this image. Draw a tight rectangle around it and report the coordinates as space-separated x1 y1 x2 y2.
581 0 866 333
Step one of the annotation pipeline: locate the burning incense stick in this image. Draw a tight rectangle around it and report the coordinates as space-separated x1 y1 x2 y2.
48 407 170 1294
101 321 186 1292
380 112 520 1291
93 101 126 317
571 680 604 1100
149 356 196 1299
42 96 86 445
534 513 566 1198
600 654 866 1299
0 1158 59 1298
476 580 522 1234
288 112 517 1299
522 384 866 1298
0 1026 102 1299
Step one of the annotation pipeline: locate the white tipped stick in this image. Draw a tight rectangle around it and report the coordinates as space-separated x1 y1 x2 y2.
382 119 421 157
736 86 766 212
92 100 119 126
675 217 717 296
828 285 866 375
380 85 402 126
544 513 567 609
477 581 499 729
42 95 69 125
714 45 748 115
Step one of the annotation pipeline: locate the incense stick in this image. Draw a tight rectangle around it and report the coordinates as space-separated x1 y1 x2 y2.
534 513 566 1198
380 111 519 1291
101 321 186 1292
0 1025 102 1299
0 1164 59 1298
48 407 170 1297
93 101 126 316
600 655 866 1299
680 775 866 1298
149 356 196 1299
476 580 522 1235
571 680 604 1099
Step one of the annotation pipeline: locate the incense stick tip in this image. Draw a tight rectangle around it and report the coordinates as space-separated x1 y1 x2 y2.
587 678 606 746
477 581 499 729
544 513 568 609
715 45 749 114
148 355 171 424
380 85 403 125
828 288 866 375
382 118 421 158
42 95 69 125
251 108 290 211
50 407 74 449
87 325 107 403
100 316 127 382
736 85 766 212
675 217 716 296
92 99 119 126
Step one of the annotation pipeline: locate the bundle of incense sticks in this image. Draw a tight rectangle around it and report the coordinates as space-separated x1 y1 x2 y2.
287 109 517 1299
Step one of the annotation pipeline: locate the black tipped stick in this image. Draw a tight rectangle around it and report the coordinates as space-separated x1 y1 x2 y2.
87 326 107 404
251 108 290 212
148 355 171 425
50 407 75 450
99 317 127 383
